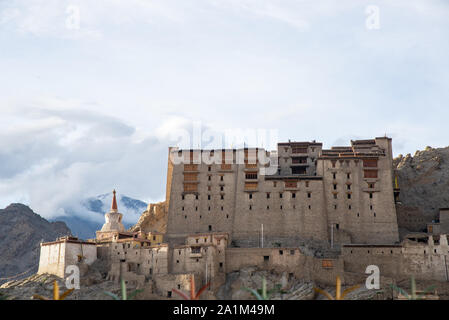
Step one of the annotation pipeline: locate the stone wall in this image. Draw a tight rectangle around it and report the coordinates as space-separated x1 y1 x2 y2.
225 247 343 286
341 235 449 282
153 273 201 299
37 240 97 278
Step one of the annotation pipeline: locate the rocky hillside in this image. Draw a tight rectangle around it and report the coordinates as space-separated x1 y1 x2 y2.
129 201 167 233
0 204 71 284
394 146 449 233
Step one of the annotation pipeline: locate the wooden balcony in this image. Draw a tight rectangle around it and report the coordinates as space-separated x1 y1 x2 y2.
244 182 258 192
220 163 232 171
245 163 258 169
184 164 198 171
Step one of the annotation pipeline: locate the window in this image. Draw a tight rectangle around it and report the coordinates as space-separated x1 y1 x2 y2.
334 205 337 210
347 194 351 199
249 205 252 210
322 260 333 268
208 175 211 181
292 157 307 164
280 205 283 210
208 186 211 191
290 250 295 255
348 205 351 210
364 170 378 178
331 161 336 168
305 181 310 188
363 159 378 168
280 193 283 198
182 206 184 211
347 173 351 179
279 250 283 255
308 192 311 198
273 182 277 187
285 181 297 188
347 184 351 190
167 291 172 298
208 194 211 200
195 206 198 211
220 186 224 191
264 256 270 261
208 166 211 171
336 223 339 230
182 195 185 200
370 205 373 210
184 183 198 192
333 194 337 199
369 193 373 199
208 225 212 231
196 194 199 200
245 173 258 180
221 195 224 200
267 193 270 199
208 206 210 211
333 184 337 190
221 206 224 211
292 147 308 153
267 205 270 210
292 166 307 174
292 193 296 198
249 193 253 199
220 175 224 181
333 173 336 179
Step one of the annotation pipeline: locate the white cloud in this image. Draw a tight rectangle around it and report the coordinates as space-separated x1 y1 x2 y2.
0 0 448 220
0 98 181 219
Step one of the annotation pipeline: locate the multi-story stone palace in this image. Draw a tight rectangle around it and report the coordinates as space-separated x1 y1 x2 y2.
166 137 399 246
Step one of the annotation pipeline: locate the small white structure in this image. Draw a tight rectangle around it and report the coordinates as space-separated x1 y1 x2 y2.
100 189 125 232
37 236 97 278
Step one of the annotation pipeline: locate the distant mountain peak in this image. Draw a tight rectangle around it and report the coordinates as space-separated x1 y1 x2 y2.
52 193 148 240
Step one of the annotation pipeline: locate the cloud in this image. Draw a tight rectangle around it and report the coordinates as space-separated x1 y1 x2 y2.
0 97 181 220
0 0 448 220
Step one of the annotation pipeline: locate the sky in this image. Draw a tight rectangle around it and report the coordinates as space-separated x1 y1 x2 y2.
0 0 448 220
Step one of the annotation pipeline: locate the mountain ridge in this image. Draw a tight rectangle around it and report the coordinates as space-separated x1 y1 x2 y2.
0 203 71 284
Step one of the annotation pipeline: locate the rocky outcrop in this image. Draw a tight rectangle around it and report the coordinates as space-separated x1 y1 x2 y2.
0 204 71 284
394 146 449 233
216 267 380 300
129 201 167 233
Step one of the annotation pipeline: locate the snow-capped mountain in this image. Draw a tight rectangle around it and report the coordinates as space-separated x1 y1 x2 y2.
51 193 147 240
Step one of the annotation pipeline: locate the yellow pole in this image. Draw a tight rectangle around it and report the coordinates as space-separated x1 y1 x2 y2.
336 276 341 300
